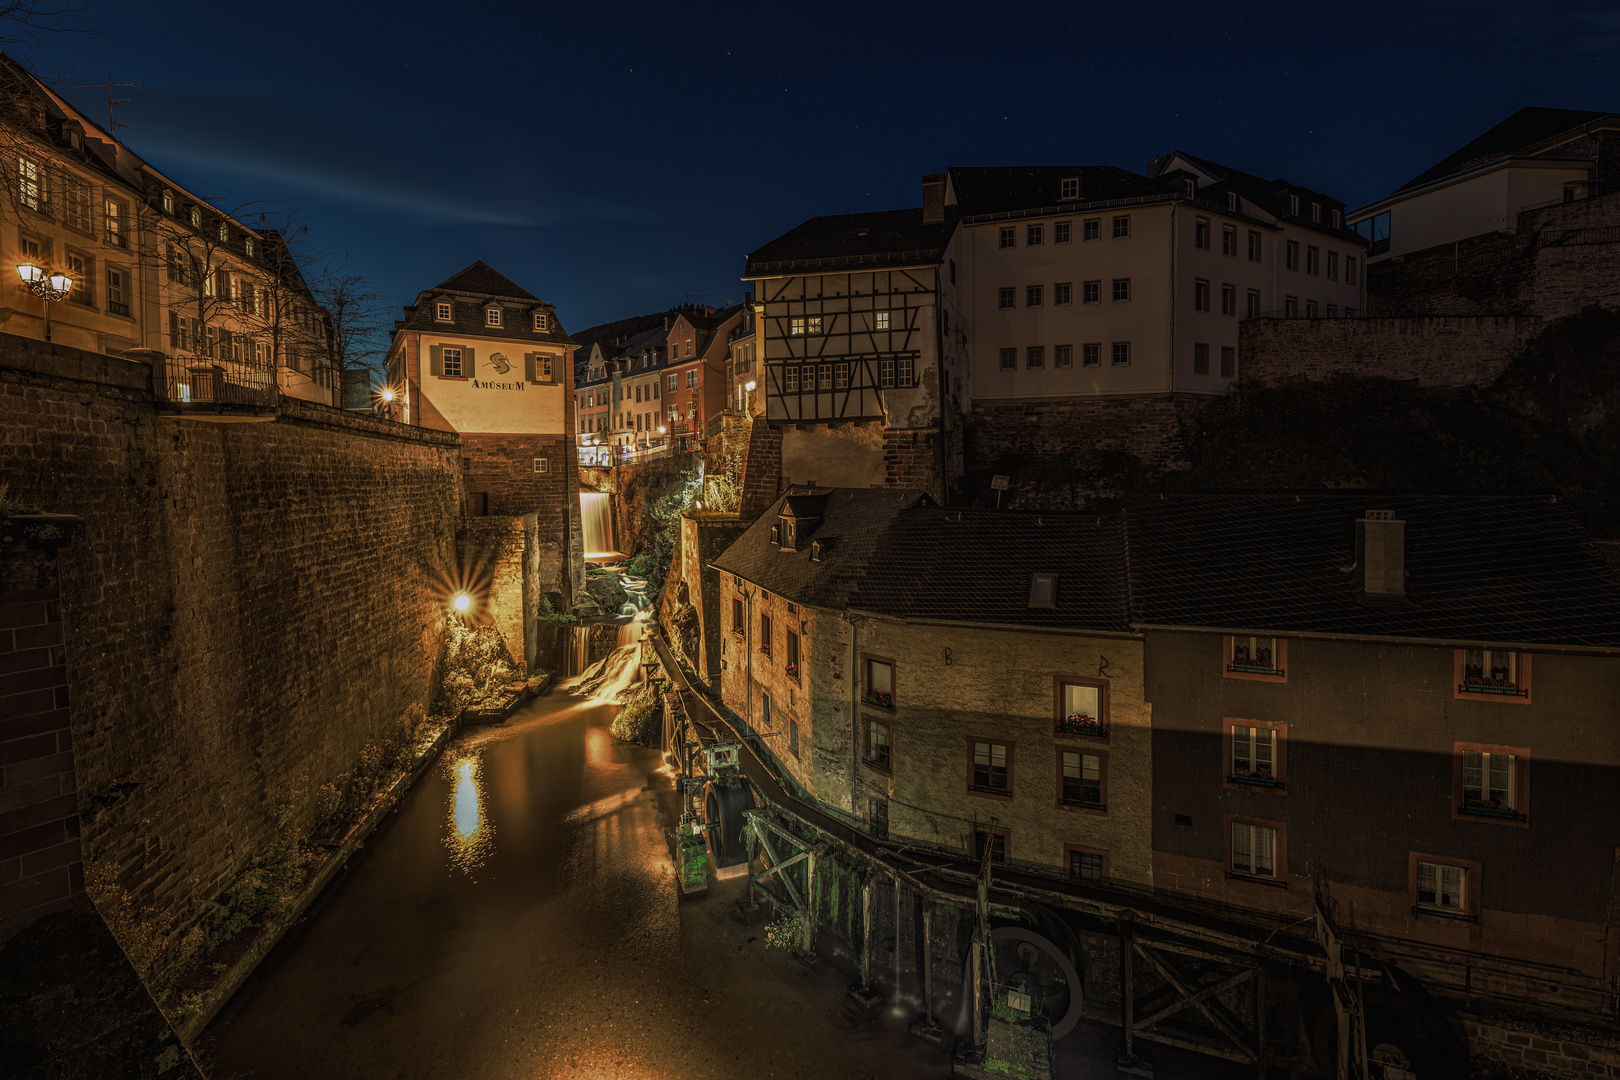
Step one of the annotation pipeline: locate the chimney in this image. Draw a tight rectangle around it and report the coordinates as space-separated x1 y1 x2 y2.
921 172 945 223
1358 510 1406 597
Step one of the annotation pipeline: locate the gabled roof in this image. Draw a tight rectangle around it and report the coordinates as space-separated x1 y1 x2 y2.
1398 107 1618 193
712 487 934 611
431 260 539 301
1126 492 1620 647
947 165 1160 217
1157 151 1363 242
396 261 574 345
744 207 956 277
712 488 1131 632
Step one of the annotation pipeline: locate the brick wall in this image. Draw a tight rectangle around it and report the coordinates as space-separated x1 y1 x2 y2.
458 515 534 670
738 421 783 522
1238 316 1542 387
459 431 579 605
0 517 83 944
883 426 941 496
964 395 1195 479
0 333 464 975
1466 1015 1620 1080
1369 191 1620 319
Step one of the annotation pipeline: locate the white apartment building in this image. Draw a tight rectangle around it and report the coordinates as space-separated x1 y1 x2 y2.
947 156 1367 401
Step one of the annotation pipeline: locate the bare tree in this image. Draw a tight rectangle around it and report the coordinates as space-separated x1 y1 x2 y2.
309 266 391 391
0 0 89 46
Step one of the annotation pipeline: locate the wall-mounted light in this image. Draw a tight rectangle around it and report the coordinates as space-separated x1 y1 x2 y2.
453 592 471 612
745 380 757 391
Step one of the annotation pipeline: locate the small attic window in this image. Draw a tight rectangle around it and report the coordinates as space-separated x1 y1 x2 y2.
1029 573 1057 608
534 312 548 331
1184 178 1196 198
486 307 503 327
811 540 823 562
857 226 869 237
1228 191 1238 211
436 302 452 321
1060 177 1079 200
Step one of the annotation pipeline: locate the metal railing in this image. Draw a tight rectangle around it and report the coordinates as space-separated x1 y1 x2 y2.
161 367 278 409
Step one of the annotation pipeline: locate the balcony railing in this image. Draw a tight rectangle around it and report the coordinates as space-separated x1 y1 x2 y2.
1458 678 1527 697
159 366 278 415
1459 800 1524 821
1228 771 1284 790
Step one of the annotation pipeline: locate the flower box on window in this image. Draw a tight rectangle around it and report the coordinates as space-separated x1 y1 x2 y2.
759 644 771 657
1057 714 1105 737
1228 768 1284 790
863 690 892 709
1459 677 1526 697
1460 799 1523 820
785 662 799 679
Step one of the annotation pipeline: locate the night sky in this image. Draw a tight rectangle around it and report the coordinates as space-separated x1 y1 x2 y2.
25 0 1620 334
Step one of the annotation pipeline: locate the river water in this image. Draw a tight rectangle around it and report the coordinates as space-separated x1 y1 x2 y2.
201 641 950 1080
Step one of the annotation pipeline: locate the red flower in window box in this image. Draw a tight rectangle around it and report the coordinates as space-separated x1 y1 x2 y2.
785 663 799 678
1059 714 1103 736
862 690 892 708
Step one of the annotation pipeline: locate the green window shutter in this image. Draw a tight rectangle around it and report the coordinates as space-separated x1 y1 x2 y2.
465 347 476 377
524 352 536 382
430 345 442 376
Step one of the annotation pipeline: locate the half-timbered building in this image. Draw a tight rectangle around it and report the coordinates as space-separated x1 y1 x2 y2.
742 177 958 494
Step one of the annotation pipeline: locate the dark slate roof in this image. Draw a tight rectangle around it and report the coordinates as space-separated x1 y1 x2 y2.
1126 492 1620 647
432 260 538 301
712 489 1131 632
1398 107 1617 193
397 260 575 345
744 207 956 276
850 507 1130 631
947 165 1160 216
712 487 934 611
1165 152 1364 243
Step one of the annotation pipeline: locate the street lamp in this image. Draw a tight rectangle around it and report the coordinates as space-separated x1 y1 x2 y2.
16 263 73 343
452 592 471 613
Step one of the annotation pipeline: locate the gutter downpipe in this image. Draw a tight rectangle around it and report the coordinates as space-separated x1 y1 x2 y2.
849 613 864 819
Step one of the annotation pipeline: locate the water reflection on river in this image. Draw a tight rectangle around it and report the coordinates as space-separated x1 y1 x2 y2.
444 754 493 876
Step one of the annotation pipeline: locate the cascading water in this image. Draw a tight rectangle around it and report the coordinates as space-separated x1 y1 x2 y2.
570 614 648 702
580 492 615 558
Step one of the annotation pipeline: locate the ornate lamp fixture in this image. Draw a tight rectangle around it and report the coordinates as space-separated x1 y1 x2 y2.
16 263 73 342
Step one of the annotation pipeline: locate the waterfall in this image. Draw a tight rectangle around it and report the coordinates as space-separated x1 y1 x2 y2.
570 614 649 702
580 492 615 557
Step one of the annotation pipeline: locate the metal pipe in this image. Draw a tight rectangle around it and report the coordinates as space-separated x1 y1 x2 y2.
1122 917 1134 1058
923 901 935 1023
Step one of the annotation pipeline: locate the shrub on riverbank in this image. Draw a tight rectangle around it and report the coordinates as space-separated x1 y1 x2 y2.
611 677 668 745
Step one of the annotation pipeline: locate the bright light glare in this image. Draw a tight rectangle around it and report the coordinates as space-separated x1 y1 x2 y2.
453 593 471 611
382 388 396 402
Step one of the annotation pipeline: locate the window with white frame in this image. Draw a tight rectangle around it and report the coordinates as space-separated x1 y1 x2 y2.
806 316 822 334
1230 635 1279 674
1083 344 1100 367
879 358 895 387
874 311 890 330
1113 215 1131 238
1027 223 1044 246
63 178 90 232
1417 860 1465 912
1461 749 1517 815
897 357 913 384
1462 649 1521 695
785 366 800 392
1083 219 1100 241
1111 342 1131 366
442 347 463 377
486 307 502 327
1000 226 1015 248
1054 344 1072 368
436 302 452 321
789 316 806 335
16 157 43 211
1000 348 1016 371
534 312 548 331
1055 221 1071 243
1231 822 1276 878
104 199 125 247
833 363 849 389
1060 176 1079 199
1231 725 1277 785
818 364 832 390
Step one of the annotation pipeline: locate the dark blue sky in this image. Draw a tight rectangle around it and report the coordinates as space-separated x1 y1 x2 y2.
29 0 1620 333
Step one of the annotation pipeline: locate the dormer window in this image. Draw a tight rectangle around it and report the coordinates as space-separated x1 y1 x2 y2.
189 207 201 228
1029 573 1057 608
1288 193 1300 216
1184 178 1195 198
1228 192 1238 211
534 312 548 331
244 237 254 258
486 308 503 327
1060 176 1079 200
162 191 174 215
436 302 453 321
1312 202 1322 223
219 222 229 243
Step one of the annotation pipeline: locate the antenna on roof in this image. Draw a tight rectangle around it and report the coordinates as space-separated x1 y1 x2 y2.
70 72 142 134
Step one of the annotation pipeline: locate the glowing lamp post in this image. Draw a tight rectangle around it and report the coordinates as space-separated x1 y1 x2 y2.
16 264 73 343
452 592 471 614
